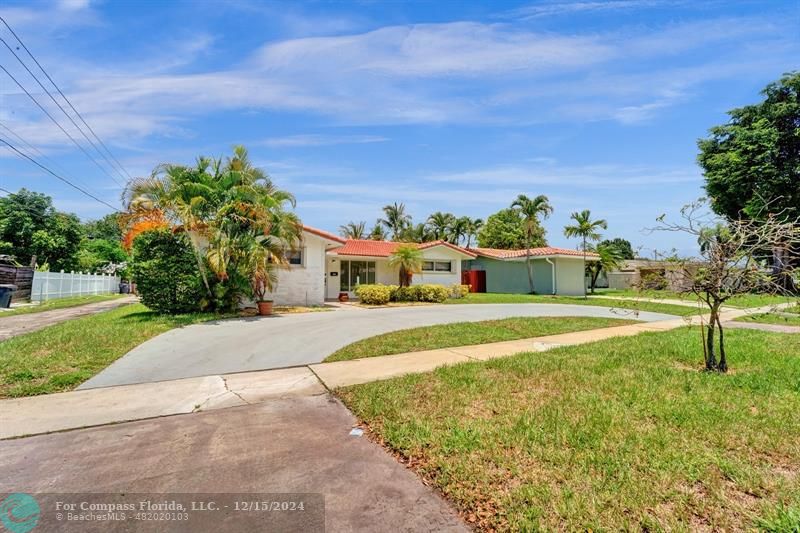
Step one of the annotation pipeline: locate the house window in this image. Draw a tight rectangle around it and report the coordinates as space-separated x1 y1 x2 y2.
340 260 376 291
423 260 452 272
286 249 303 265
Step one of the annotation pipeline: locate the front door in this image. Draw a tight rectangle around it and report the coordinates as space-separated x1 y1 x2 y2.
338 260 376 297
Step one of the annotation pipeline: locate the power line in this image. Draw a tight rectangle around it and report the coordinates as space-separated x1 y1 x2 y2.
0 120 99 193
0 36 126 187
0 136 119 211
0 15 134 182
0 62 126 191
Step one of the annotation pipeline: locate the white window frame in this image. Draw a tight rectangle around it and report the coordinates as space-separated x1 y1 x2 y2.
422 260 453 273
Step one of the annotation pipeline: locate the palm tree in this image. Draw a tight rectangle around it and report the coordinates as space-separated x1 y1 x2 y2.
511 194 554 293
340 221 367 240
426 212 455 241
464 217 483 248
564 209 608 297
447 216 470 245
369 220 388 241
388 244 423 287
123 145 301 309
586 243 623 294
402 223 432 243
379 202 411 240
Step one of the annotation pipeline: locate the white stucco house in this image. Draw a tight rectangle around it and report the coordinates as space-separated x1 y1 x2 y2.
266 225 596 305
265 225 476 305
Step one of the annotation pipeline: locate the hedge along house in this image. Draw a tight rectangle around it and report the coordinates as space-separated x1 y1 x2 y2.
463 247 600 296
325 239 477 300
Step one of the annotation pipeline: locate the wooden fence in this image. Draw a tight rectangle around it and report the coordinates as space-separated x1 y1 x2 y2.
0 265 34 302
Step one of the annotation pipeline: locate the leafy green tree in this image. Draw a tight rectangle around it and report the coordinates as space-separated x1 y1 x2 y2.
698 72 800 220
512 194 554 293
339 221 367 239
426 212 455 241
564 209 607 297
388 244 424 287
0 189 84 270
379 202 412 240
77 238 128 272
477 208 546 250
599 238 635 260
83 213 123 242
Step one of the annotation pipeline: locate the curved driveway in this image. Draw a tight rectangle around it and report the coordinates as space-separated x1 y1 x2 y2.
79 304 677 389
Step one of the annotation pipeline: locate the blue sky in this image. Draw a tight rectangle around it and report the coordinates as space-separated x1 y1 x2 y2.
1 0 798 255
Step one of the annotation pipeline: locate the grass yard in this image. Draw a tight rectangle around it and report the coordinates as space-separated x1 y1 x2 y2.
597 288 796 309
0 303 234 398
735 312 800 327
325 316 637 362
0 294 125 318
447 292 700 317
338 327 800 531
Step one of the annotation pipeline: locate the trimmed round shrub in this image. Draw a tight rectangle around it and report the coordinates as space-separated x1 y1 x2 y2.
393 286 419 302
131 229 207 314
354 284 396 305
416 284 450 303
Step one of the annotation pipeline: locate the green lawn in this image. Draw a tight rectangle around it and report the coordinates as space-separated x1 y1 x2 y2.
0 303 234 398
735 312 800 327
0 294 126 318
447 292 700 316
338 327 800 531
596 288 796 309
325 316 637 362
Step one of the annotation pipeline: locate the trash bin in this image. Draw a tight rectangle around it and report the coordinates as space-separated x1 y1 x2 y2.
0 284 16 308
119 282 130 294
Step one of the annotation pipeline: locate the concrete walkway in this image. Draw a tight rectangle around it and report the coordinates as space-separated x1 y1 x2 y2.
79 303 677 389
725 320 800 334
3 305 772 440
0 295 137 341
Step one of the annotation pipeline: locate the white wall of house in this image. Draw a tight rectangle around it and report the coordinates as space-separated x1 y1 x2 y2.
554 257 587 296
413 246 464 288
265 232 328 306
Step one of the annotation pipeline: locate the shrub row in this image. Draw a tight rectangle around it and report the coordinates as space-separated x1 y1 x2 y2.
354 283 459 305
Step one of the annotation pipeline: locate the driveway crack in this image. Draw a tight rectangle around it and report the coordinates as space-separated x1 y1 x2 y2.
221 375 250 405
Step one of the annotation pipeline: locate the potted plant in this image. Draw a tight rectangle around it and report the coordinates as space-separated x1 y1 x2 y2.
250 252 278 316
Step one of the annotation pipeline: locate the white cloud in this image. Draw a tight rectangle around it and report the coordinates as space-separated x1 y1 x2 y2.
504 0 673 19
260 134 388 148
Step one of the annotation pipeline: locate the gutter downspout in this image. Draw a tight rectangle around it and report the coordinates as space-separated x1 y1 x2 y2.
545 257 556 295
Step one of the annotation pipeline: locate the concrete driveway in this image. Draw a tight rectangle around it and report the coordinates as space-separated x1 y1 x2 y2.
80 303 677 389
0 394 467 532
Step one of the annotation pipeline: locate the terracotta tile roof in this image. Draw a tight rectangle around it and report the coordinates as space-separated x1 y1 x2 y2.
331 239 476 258
469 246 599 259
302 225 346 244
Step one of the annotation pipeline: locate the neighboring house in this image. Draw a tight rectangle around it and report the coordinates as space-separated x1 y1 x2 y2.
325 239 476 300
464 247 600 296
606 259 701 291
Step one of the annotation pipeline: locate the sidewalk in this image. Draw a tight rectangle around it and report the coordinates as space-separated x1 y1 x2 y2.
0 295 138 341
1 303 776 440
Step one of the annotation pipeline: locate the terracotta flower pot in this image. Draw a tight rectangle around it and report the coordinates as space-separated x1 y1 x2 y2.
338 292 349 302
257 300 273 316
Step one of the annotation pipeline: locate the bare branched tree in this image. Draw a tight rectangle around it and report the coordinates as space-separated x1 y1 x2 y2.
649 198 799 372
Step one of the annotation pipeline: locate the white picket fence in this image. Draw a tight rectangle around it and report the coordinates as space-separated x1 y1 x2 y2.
31 270 120 302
